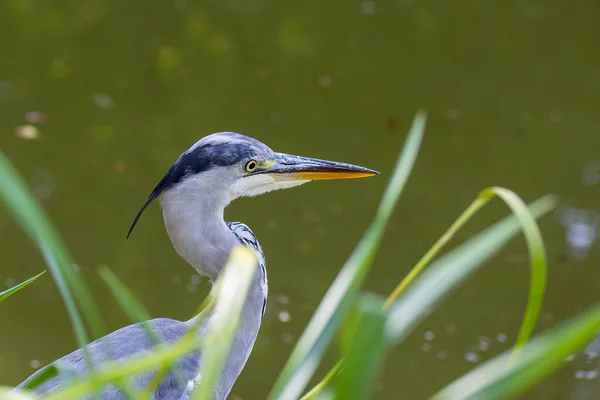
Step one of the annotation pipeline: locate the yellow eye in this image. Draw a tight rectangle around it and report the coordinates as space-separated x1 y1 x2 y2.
244 160 258 172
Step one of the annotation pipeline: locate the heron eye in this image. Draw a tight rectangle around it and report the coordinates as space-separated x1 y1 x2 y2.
244 160 258 172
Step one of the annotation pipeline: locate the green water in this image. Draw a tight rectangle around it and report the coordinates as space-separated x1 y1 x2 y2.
1 1 600 398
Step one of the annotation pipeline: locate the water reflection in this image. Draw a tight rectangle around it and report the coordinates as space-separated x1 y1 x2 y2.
417 325 512 368
557 334 600 400
558 207 598 261
582 161 600 187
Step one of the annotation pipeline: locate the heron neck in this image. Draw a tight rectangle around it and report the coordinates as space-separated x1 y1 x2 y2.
160 189 235 281
160 188 267 399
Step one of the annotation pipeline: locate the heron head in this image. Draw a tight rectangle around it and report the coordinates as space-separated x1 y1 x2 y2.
127 132 378 237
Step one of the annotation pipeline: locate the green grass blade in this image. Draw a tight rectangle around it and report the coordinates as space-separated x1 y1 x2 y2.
0 271 45 302
0 387 36 399
386 195 557 345
385 188 512 306
332 294 389 400
267 111 427 400
97 266 159 342
0 153 105 339
300 361 343 400
430 303 600 400
304 187 552 399
18 363 81 393
21 365 60 391
490 188 548 361
304 193 555 399
387 187 549 360
191 246 258 400
0 152 106 391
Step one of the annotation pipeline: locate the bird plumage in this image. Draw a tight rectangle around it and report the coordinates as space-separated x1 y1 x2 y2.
13 131 377 399
15 318 199 399
15 222 266 400
227 222 268 317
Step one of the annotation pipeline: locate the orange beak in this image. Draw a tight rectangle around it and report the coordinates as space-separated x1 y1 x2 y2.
258 153 379 181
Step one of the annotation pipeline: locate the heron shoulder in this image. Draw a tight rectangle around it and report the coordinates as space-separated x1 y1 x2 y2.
226 222 265 263
226 221 268 316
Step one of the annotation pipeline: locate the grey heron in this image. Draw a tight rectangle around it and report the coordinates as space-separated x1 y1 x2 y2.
14 132 378 399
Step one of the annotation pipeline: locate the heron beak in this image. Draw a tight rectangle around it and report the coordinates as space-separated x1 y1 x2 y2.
262 153 379 181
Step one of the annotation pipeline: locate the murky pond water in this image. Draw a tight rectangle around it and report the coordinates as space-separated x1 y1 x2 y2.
1 1 599 398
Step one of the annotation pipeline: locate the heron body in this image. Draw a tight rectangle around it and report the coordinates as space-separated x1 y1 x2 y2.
14 132 377 399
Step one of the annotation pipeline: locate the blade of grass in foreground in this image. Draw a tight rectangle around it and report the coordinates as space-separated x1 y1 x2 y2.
0 152 105 395
303 194 556 400
386 195 557 345
98 266 158 339
0 387 36 399
302 187 552 399
385 187 549 362
431 303 600 400
267 111 427 400
190 245 258 400
21 366 60 391
0 271 45 302
0 153 105 340
332 294 389 400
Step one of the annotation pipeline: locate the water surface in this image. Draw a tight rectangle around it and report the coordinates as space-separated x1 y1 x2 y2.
1 1 599 398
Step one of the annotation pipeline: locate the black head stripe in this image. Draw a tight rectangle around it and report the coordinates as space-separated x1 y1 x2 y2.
126 134 270 238
178 141 256 179
126 162 179 239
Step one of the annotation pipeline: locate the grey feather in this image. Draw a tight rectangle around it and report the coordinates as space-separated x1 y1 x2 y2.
14 222 267 400
12 131 375 399
15 318 200 399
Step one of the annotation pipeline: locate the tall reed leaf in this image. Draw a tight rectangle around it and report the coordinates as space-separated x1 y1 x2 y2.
267 111 427 400
0 153 104 339
0 152 105 388
332 294 389 400
0 271 45 303
98 266 157 336
305 187 552 398
0 387 35 400
20 366 60 392
431 303 600 400
386 195 556 345
191 245 258 400
385 187 549 360
303 193 556 399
